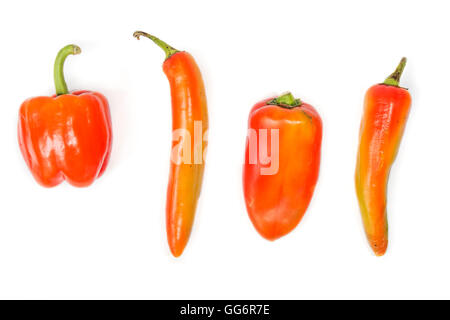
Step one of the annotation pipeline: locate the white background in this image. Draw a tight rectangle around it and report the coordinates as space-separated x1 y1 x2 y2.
0 0 448 299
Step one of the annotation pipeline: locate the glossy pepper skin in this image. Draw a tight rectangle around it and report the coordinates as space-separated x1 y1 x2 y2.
243 93 322 240
355 58 411 256
18 45 112 188
134 32 208 257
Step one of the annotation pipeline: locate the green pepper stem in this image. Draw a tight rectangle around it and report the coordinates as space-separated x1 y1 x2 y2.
133 31 179 60
54 44 81 95
383 57 407 87
268 92 302 108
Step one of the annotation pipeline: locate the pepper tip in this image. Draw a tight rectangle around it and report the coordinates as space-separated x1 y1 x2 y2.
170 247 184 258
370 238 388 257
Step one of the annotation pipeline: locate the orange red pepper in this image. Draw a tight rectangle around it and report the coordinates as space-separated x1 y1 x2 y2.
355 58 411 256
243 93 322 240
134 32 208 257
18 45 112 187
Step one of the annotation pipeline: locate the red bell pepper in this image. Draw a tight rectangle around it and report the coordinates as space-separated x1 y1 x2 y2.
18 45 113 187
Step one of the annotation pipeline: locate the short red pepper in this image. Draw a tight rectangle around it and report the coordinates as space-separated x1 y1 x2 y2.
18 45 113 187
243 93 322 240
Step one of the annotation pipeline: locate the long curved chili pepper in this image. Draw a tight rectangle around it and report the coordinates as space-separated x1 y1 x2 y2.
18 45 112 187
243 92 322 240
355 58 411 256
134 31 208 257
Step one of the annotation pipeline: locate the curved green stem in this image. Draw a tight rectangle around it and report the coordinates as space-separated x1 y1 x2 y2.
54 44 81 95
268 92 302 108
383 57 407 87
133 31 179 60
